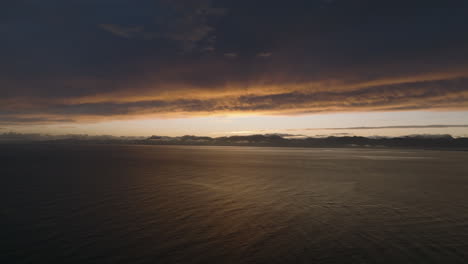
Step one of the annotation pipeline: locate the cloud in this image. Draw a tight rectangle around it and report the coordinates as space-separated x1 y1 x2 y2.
0 116 74 125
256 52 272 58
202 46 215 52
95 1 227 51
332 125 468 130
315 133 353 137
224 53 238 58
1 0 468 124
288 125 468 131
330 133 352 136
99 24 144 38
0 133 145 142
197 7 228 16
1 76 468 123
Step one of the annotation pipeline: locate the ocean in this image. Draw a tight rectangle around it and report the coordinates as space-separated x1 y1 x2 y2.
1 144 468 263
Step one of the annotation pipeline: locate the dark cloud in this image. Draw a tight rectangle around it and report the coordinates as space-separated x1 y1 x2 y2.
256 52 272 58
1 0 468 123
224 52 238 58
95 0 227 51
0 116 74 125
99 24 145 38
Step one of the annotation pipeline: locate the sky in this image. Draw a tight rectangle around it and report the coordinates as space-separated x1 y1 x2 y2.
1 0 468 137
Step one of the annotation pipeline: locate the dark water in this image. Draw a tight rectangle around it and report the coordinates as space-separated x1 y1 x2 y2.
1 144 468 263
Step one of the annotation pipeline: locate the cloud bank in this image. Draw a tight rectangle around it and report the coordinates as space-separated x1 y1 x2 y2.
1 0 468 124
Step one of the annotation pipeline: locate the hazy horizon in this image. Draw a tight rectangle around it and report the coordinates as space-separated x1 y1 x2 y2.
2 126 468 139
2 111 468 138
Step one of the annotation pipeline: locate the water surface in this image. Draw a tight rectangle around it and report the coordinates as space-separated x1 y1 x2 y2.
1 144 468 263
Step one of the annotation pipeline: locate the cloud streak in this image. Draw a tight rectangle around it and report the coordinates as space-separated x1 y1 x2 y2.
1 76 468 124
288 125 468 131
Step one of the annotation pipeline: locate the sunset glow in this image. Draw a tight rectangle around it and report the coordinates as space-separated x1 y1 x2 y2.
1 0 467 137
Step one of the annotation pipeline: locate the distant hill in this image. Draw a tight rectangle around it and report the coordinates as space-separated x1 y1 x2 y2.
145 134 468 149
1 133 468 150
